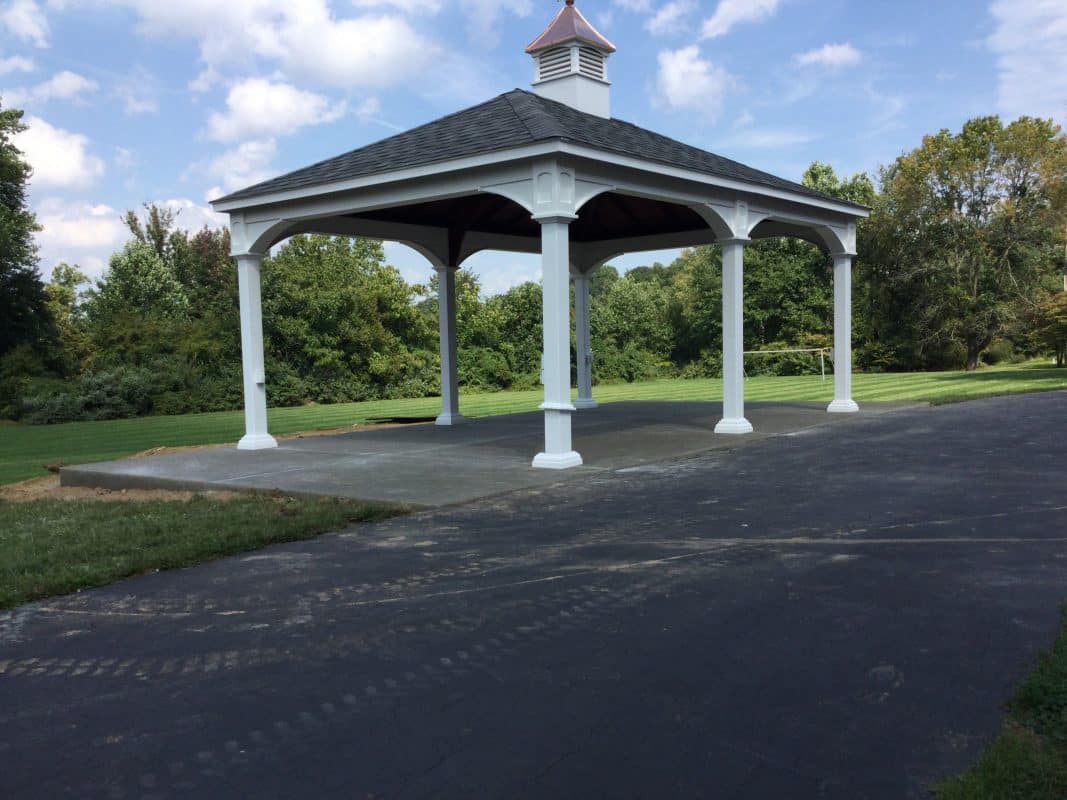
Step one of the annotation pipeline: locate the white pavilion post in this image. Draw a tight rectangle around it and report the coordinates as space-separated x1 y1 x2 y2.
714 238 753 434
828 253 860 413
235 254 277 450
435 264 464 425
533 217 583 469
573 269 597 409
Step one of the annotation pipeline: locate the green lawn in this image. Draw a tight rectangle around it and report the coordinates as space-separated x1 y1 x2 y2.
1 361 1065 486
0 495 403 609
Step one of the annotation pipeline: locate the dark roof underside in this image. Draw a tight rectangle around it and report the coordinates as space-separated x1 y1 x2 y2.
356 192 708 244
216 89 864 211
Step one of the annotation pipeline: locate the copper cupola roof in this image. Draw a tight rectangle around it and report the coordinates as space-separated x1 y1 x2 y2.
525 0 616 54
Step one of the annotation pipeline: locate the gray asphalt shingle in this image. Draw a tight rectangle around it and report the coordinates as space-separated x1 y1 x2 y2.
215 89 864 211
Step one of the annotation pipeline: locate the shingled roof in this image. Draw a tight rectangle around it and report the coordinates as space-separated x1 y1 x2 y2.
215 89 865 210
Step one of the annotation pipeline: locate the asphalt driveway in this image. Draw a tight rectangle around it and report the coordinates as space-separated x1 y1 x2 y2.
2 391 1066 799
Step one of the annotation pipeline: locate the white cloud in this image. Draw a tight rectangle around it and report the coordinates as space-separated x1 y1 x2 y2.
34 198 126 279
113 145 134 169
702 0 779 39
108 1 436 88
733 110 754 129
13 115 105 189
156 197 228 231
115 67 159 115
188 66 218 93
645 0 694 36
36 199 125 250
989 0 1067 125
794 43 862 69
206 78 346 142
354 95 381 122
278 12 438 86
352 0 442 12
715 128 820 150
206 138 278 193
655 46 734 112
864 82 906 131
3 69 97 106
0 54 34 74
613 0 651 11
463 0 532 49
1 0 49 48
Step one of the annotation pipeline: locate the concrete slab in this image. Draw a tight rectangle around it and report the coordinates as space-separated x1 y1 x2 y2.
60 400 921 507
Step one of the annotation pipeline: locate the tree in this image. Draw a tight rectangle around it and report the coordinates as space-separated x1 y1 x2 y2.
863 116 1067 370
86 240 191 327
802 161 876 206
591 276 673 381
1035 292 1067 367
0 104 51 360
262 234 436 403
482 281 543 386
44 263 91 373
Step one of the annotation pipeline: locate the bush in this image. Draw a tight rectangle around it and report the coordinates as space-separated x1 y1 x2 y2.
679 349 723 379
594 344 667 383
458 346 512 390
19 389 84 424
746 340 828 377
21 364 165 423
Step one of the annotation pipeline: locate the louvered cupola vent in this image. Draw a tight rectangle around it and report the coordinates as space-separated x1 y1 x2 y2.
537 47 572 82
525 0 615 118
577 46 605 80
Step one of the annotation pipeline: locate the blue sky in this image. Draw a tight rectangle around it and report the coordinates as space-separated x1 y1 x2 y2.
2 0 1065 295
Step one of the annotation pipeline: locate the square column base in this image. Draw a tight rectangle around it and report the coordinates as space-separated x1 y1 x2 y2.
714 417 753 435
827 399 860 413
237 433 278 450
532 451 583 470
573 398 598 410
435 412 467 426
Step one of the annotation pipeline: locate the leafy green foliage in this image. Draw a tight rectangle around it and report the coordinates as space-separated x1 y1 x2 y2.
862 116 1067 371
262 234 437 402
0 105 53 362
1034 293 1067 367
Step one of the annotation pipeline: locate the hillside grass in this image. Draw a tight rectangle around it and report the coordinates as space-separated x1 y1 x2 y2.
1 361 1064 486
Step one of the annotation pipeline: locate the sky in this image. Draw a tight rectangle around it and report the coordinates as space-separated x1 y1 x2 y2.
2 0 1065 296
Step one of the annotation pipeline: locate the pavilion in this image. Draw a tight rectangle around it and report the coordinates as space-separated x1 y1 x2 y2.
210 0 869 470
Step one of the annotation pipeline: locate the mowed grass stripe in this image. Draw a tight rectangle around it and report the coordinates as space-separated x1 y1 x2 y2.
1 362 1063 485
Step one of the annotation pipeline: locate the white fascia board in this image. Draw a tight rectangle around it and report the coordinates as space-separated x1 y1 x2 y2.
461 231 541 261
211 142 561 215
579 230 719 263
557 142 870 220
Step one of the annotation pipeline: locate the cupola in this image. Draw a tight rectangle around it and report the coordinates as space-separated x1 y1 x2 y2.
525 0 616 118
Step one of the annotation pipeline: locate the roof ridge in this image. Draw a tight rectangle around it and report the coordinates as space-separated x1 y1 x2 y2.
504 90 568 141
501 90 542 141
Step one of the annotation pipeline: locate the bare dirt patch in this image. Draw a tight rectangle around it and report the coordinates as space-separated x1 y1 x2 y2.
0 475 241 503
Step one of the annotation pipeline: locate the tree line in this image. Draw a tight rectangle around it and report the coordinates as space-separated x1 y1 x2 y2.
2 105 1066 424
